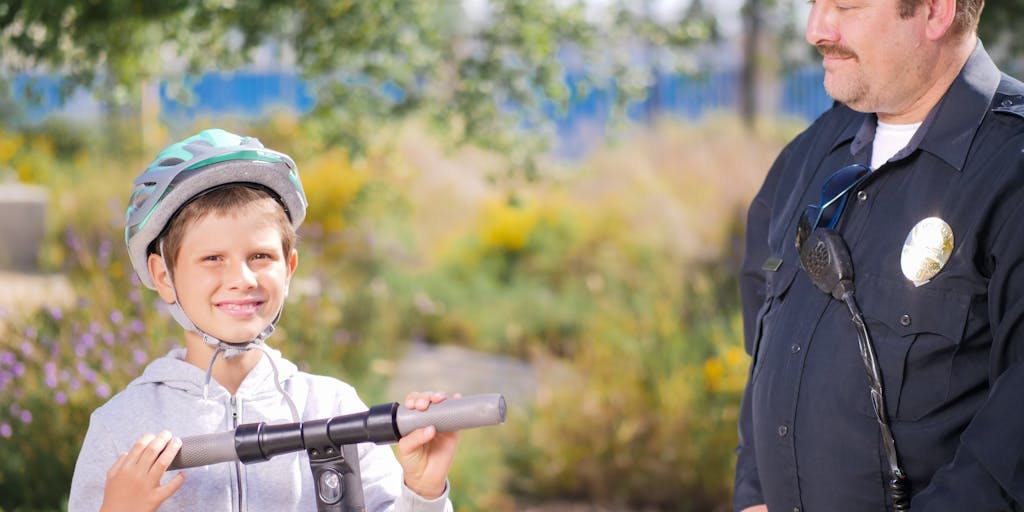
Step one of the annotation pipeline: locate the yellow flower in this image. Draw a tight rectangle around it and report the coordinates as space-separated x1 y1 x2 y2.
301 148 368 234
704 358 725 392
705 346 750 394
0 131 22 163
478 198 540 251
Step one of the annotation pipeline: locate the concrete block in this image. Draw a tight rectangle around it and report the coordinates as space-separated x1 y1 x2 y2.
0 184 47 272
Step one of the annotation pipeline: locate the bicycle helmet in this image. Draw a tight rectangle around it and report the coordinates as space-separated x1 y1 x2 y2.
125 128 307 290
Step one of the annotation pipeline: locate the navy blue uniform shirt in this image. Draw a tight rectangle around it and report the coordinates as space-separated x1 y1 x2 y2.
736 43 1024 512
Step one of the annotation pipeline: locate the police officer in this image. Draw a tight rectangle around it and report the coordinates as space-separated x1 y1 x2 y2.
734 0 1024 510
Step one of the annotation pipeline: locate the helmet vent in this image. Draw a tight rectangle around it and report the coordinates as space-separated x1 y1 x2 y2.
158 157 185 167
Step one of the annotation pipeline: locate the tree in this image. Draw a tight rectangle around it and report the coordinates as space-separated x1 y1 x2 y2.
0 0 718 175
978 2 1024 71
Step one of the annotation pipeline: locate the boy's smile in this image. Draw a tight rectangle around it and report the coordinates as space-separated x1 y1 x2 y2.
152 201 298 344
215 299 266 318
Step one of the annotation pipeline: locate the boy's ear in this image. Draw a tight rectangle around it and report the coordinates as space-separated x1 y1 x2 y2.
287 249 298 275
284 249 299 297
147 253 177 304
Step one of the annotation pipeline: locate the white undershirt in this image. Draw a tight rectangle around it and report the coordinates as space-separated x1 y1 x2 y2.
871 120 922 169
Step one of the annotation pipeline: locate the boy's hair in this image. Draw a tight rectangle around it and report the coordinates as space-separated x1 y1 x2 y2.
153 185 297 272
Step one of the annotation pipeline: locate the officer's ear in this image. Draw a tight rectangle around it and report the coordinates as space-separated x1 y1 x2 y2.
922 0 957 41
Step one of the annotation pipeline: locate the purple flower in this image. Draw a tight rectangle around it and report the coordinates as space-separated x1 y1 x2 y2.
130 319 145 334
75 333 96 358
110 309 123 325
0 351 14 366
69 378 81 392
44 360 58 387
98 238 112 268
89 321 101 334
19 341 33 357
102 332 114 346
65 229 82 253
155 302 171 319
9 403 20 415
76 361 96 383
55 391 67 405
133 349 148 366
12 362 24 377
23 326 37 340
101 352 114 372
95 383 111 399
19 410 31 424
0 423 11 438
47 306 63 320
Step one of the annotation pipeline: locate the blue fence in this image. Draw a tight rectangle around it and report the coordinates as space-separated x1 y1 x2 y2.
13 69 833 156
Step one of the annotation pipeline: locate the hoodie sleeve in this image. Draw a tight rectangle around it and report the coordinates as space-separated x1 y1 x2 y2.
69 411 119 512
358 442 454 512
335 386 452 512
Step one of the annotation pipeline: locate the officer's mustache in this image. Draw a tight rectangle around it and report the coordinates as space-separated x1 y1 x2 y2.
816 43 858 60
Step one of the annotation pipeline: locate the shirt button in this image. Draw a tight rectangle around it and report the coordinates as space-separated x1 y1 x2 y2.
778 425 789 437
1002 99 1014 107
790 344 801 354
794 508 801 512
900 314 912 327
857 190 868 201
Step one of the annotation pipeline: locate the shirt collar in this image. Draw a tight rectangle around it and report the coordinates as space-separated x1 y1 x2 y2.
831 40 1001 171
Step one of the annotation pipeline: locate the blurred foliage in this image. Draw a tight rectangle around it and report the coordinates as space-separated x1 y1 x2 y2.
0 0 719 176
0 113 797 510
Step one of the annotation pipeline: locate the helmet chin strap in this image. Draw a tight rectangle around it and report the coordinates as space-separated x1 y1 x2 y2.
157 241 299 421
165 301 277 359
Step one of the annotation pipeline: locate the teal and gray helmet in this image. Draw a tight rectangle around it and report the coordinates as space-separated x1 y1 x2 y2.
125 128 308 290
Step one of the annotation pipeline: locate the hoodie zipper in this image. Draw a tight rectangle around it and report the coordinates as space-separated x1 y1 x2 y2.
231 395 246 511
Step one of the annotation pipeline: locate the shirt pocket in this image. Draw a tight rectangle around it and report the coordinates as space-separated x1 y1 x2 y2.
857 272 971 422
750 255 801 383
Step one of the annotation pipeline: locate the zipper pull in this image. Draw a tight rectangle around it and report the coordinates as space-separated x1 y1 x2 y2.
230 395 241 426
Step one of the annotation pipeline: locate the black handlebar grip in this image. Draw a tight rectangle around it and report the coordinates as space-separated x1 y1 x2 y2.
395 393 507 436
168 430 239 470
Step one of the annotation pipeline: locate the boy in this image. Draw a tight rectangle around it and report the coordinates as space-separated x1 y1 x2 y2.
69 129 458 511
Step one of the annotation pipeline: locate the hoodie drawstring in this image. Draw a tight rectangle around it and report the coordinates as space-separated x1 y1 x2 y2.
202 345 227 401
259 344 300 422
200 343 300 423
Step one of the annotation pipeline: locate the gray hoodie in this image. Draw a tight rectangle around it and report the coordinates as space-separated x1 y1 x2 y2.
69 347 452 512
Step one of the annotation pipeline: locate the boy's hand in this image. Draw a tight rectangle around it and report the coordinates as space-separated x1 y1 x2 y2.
396 391 461 499
100 431 185 512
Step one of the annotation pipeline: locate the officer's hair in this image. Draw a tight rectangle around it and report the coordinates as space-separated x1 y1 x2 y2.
898 0 984 38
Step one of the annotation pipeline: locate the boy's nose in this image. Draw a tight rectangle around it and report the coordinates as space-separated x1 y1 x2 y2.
226 261 258 289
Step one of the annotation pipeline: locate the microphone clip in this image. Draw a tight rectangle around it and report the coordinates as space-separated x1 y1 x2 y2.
799 227 856 300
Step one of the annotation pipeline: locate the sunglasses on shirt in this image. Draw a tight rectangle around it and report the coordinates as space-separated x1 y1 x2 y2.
795 163 871 251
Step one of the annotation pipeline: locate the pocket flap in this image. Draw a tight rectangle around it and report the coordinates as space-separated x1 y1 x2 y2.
857 273 970 343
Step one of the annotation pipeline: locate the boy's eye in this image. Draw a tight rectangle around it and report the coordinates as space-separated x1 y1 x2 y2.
252 253 273 260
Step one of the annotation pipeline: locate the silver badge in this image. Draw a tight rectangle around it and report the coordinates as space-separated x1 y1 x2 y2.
901 217 954 287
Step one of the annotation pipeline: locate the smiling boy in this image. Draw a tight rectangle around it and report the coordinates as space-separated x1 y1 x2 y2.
69 129 457 511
